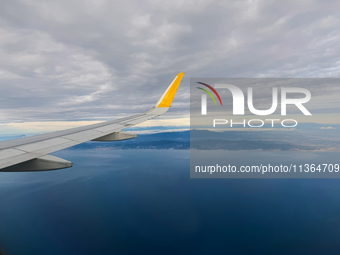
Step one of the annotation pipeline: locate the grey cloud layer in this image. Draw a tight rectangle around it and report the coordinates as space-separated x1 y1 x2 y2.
0 0 339 122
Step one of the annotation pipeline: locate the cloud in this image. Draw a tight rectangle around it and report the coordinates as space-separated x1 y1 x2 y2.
319 126 336 129
0 117 189 135
0 0 340 129
0 120 101 135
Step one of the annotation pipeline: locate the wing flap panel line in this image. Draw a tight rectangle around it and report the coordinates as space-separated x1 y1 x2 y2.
62 129 104 142
94 124 125 133
0 148 26 161
16 137 72 153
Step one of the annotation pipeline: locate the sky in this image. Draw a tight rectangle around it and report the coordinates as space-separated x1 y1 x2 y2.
0 0 340 133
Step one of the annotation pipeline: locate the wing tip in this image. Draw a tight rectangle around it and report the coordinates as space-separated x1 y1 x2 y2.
156 72 185 108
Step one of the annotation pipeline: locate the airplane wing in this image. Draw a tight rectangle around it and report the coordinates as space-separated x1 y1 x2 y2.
0 72 184 172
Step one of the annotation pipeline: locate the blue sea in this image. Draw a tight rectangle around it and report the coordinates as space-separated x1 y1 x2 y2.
1 129 340 255
1 148 340 254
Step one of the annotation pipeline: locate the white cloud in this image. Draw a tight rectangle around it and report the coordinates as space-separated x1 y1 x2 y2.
0 0 340 133
319 126 335 129
319 16 339 28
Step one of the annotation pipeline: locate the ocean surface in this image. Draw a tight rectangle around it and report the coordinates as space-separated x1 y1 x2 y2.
1 147 340 254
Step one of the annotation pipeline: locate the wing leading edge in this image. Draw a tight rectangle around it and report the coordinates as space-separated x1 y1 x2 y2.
0 72 184 172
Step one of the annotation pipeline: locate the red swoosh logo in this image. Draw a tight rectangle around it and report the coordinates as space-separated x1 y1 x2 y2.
197 82 223 106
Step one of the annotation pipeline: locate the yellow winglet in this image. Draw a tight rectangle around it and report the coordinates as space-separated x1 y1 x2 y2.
155 72 184 108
